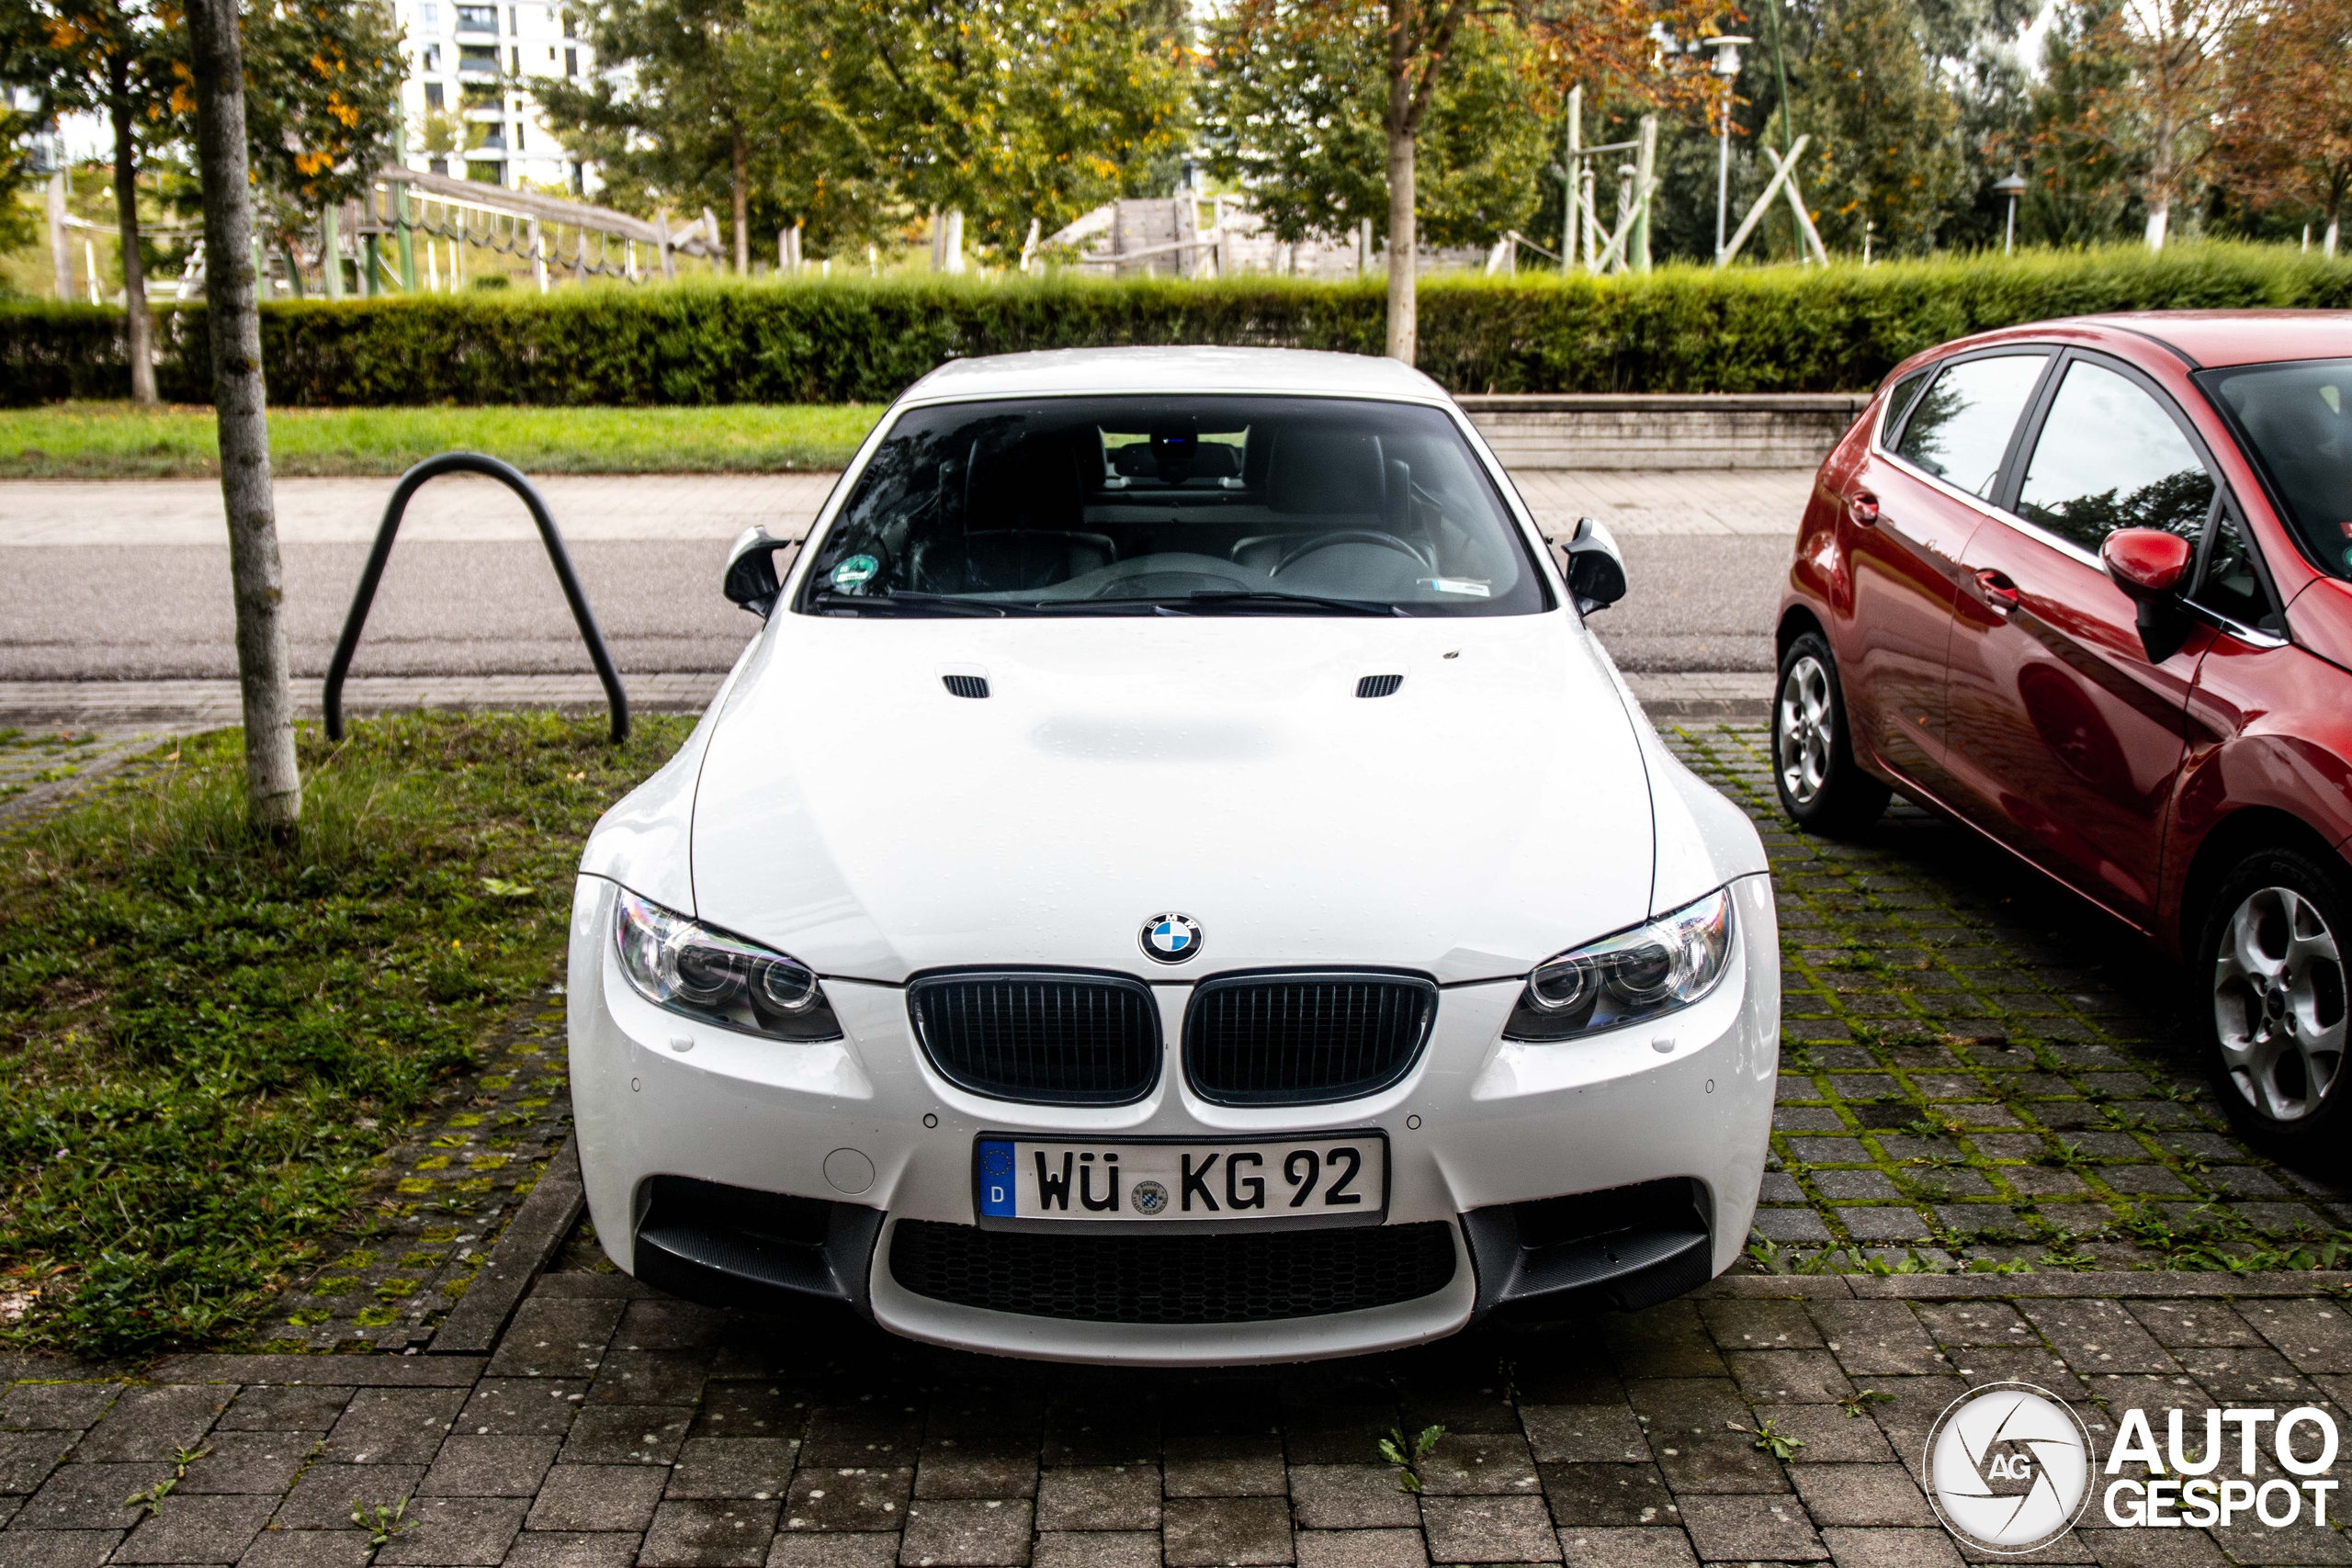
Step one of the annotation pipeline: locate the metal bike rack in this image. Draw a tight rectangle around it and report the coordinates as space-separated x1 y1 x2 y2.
323 450 630 743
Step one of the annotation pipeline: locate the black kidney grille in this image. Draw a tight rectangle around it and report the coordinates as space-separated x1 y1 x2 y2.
890 1220 1456 1324
942 675 989 699
910 973 1159 1104
1357 674 1404 698
1185 974 1437 1105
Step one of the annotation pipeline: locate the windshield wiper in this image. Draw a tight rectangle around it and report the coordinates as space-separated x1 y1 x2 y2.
808 590 1011 617
1182 590 1408 617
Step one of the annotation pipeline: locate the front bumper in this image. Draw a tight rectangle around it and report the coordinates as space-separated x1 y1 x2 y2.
567 874 1779 1365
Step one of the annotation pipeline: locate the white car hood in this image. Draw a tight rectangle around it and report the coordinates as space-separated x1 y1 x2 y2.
678 609 1657 984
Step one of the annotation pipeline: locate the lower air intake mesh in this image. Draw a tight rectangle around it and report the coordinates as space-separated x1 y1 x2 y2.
889 1220 1457 1323
910 971 1159 1104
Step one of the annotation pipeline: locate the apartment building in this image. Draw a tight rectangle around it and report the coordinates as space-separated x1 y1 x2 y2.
395 0 593 192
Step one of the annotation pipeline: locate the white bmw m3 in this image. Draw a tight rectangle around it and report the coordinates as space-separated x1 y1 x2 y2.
566 346 1778 1364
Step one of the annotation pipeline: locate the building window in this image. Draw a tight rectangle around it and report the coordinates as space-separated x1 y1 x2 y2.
564 46 576 73
562 12 574 36
508 44 519 70
424 80 444 107
506 6 516 30
419 1 438 26
456 5 494 30
422 42 440 69
514 119 525 150
458 42 498 71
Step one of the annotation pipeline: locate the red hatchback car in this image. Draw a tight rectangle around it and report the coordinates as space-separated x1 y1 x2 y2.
1777 312 2352 1162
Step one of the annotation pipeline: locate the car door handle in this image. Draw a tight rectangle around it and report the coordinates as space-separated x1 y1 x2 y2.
1848 491 1880 527
1973 569 2020 615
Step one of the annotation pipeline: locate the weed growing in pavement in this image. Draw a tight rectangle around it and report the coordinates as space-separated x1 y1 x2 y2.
353 1498 416 1546
2035 1141 2093 1168
1379 1425 1445 1493
0 711 690 1355
1838 1391 1895 1418
124 1445 210 1515
1740 1418 1805 1460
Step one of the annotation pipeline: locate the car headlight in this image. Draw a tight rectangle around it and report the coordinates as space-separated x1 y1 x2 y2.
612 890 843 1042
1503 888 1735 1041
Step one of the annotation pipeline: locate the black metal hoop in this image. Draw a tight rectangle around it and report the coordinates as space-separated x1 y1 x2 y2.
322 450 630 743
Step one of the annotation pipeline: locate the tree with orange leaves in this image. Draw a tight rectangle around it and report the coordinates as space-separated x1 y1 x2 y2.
1206 0 1708 364
2212 0 2352 254
4 0 176 400
229 0 403 232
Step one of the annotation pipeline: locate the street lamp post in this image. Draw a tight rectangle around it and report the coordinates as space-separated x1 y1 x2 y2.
1709 37 1752 265
1994 173 2027 256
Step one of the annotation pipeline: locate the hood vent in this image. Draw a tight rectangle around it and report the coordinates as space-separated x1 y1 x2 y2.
943 675 990 700
1356 674 1404 699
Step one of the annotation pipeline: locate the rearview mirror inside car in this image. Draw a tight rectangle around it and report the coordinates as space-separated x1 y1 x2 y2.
1565 515 1628 614
724 525 789 617
2099 526 2194 662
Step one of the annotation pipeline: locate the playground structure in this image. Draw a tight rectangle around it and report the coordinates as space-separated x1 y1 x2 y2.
161 163 738 300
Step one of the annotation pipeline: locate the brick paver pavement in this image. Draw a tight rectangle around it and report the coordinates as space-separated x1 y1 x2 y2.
3 1268 2349 1568
6 713 2351 1567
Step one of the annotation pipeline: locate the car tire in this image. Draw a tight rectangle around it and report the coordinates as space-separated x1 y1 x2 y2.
2199 844 2352 1167
1771 632 1889 837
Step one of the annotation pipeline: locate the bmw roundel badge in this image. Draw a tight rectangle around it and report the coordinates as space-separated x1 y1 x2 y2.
1140 912 1203 964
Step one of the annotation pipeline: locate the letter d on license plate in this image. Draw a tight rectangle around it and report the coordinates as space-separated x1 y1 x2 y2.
973 1133 1388 1233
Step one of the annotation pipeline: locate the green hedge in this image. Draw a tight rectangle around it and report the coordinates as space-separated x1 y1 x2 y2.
10 243 2352 406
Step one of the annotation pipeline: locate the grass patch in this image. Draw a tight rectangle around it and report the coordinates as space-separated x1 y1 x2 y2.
0 710 690 1355
0 402 882 479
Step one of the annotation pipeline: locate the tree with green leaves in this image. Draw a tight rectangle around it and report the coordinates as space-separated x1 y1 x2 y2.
532 0 780 271
5 0 175 400
1206 0 1701 362
1201 8 1551 254
824 0 1193 264
1786 0 1966 254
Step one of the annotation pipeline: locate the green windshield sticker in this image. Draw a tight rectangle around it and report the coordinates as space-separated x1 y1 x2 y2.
831 554 879 589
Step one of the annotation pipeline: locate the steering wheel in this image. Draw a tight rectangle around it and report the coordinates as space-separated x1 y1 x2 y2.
1273 531 1431 577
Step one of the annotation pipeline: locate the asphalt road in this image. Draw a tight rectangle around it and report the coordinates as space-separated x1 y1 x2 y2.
0 471 1802 681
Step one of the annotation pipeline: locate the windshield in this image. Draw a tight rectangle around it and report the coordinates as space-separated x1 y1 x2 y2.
2199 358 2352 580
796 395 1548 616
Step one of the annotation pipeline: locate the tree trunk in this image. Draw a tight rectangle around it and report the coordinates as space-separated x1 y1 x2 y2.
187 0 302 833
48 170 72 302
108 88 156 404
731 129 750 276
2143 123 2173 253
1383 43 1417 364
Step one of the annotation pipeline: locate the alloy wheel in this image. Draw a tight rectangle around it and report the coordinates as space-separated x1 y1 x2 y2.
1778 655 1835 807
2214 885 2348 1123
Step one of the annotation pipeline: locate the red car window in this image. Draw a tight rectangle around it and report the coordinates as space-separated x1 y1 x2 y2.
2016 359 2214 554
1894 355 2047 498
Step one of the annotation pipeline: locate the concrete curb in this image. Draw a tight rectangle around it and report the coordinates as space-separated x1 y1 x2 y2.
428 1142 586 1355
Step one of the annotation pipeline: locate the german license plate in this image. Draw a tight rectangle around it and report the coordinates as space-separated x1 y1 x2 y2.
974 1133 1388 1231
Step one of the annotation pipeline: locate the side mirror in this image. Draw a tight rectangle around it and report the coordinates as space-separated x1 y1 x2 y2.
2099 527 2194 662
724 525 786 617
1565 515 1628 614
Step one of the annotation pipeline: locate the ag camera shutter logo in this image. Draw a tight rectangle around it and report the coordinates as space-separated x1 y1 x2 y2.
1923 1382 2095 1554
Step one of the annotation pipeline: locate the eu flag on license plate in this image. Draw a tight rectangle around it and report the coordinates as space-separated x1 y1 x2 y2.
978 1140 1016 1217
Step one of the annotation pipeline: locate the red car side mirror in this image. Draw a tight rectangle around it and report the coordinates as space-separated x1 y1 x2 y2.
2100 528 2193 603
2100 527 2196 662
